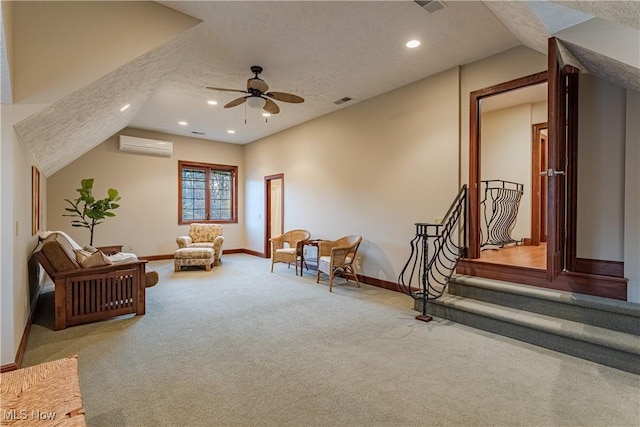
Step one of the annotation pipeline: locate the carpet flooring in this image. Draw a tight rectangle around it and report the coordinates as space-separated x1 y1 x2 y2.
23 254 640 427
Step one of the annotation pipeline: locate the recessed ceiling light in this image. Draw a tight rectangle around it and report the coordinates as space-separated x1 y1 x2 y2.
179 121 188 126
406 40 421 48
262 113 271 117
227 130 235 134
120 104 130 112
207 100 218 105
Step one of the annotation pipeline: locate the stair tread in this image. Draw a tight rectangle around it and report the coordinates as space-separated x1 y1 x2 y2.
435 294 640 354
452 274 640 317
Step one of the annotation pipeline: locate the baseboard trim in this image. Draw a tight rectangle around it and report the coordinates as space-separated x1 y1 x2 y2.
358 274 404 293
241 249 266 258
1 293 39 373
575 258 624 278
140 254 173 261
140 248 253 261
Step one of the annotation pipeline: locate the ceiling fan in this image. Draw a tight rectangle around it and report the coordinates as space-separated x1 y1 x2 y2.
206 66 304 115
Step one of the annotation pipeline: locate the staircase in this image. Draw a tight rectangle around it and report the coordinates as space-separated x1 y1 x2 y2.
414 275 640 375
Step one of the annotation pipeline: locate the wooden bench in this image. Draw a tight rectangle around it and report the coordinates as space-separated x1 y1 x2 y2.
34 232 148 330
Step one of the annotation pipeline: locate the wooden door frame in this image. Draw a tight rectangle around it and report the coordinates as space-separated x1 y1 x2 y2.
531 122 548 246
264 174 284 258
468 71 548 259
547 37 580 280
462 41 627 299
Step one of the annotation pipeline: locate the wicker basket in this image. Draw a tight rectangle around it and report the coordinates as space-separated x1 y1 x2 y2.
0 356 86 426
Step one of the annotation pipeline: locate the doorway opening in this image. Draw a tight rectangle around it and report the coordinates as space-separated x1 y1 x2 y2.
264 174 284 258
469 71 548 270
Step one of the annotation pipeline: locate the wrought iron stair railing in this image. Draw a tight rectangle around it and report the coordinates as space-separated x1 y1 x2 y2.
480 180 523 249
398 185 467 322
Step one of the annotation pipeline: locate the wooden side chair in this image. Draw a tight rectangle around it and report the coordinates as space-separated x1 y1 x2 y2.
270 229 311 275
316 235 362 292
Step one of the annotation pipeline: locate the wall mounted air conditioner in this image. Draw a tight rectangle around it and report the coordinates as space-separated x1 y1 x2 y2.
119 135 173 157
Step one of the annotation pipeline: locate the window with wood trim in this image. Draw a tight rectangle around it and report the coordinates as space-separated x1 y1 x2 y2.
178 161 238 224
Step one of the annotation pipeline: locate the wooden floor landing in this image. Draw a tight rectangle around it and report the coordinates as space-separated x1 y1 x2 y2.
479 243 546 270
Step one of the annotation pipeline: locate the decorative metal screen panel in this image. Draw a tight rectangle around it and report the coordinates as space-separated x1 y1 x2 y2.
480 180 523 248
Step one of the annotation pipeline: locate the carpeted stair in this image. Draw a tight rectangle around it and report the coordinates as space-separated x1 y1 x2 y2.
414 275 640 374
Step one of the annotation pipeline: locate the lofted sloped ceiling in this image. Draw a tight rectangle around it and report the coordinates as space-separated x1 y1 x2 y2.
8 1 640 177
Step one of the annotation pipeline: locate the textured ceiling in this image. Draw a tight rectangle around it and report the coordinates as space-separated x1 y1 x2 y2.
130 0 520 144
8 0 640 177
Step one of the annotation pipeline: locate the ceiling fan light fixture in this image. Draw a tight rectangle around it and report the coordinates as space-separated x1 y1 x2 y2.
247 96 266 109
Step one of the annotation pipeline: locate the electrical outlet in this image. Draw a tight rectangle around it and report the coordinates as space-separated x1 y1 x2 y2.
128 244 134 251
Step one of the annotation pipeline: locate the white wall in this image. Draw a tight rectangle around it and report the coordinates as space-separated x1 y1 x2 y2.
47 128 245 257
576 74 625 261
245 68 461 283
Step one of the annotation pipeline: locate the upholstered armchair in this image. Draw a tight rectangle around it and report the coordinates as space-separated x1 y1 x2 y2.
177 223 224 265
270 229 311 275
316 235 362 292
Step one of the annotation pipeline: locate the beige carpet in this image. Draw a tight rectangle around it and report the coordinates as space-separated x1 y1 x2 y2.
23 254 640 427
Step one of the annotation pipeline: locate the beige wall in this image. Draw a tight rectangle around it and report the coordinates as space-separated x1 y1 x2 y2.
244 67 461 282
4 21 640 370
625 90 640 302
577 74 626 261
481 103 534 241
1 103 47 365
47 128 245 257
1 1 201 366
460 46 548 186
12 1 199 104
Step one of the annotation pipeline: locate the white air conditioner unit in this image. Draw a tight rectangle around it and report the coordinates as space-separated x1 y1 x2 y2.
119 135 173 157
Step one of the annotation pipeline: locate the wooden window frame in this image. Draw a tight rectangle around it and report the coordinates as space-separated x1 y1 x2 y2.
178 160 238 224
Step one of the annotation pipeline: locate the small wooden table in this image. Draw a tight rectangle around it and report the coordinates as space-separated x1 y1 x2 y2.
300 240 328 277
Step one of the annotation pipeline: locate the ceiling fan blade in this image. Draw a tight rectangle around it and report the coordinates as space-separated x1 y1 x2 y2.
207 87 248 94
265 92 304 104
224 96 249 108
263 98 280 115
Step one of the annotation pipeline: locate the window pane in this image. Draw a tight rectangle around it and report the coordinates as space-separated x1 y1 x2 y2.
182 167 206 220
210 170 232 220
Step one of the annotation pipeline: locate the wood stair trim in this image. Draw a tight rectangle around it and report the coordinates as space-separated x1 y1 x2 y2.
456 259 627 300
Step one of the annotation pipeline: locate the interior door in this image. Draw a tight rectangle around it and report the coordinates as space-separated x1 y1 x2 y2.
547 37 579 281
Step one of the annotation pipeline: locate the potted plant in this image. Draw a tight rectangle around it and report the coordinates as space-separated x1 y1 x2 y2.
63 178 121 245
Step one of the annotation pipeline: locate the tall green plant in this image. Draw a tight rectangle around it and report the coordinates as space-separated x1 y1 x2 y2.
63 178 121 245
